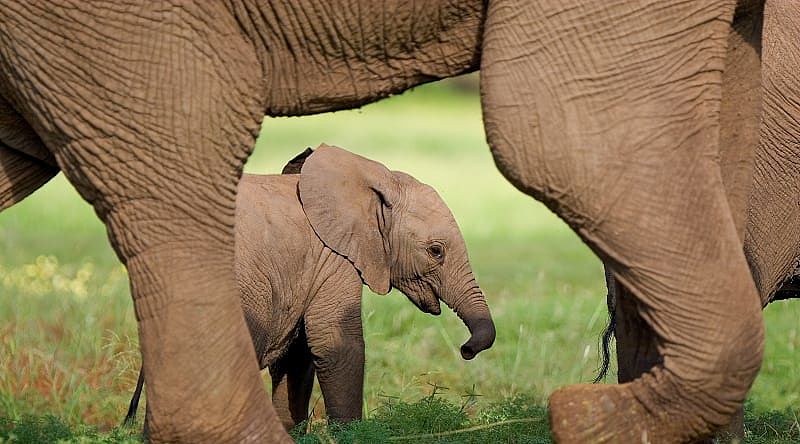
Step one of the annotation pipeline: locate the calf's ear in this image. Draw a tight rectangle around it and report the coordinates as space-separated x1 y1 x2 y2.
281 147 315 174
298 144 398 294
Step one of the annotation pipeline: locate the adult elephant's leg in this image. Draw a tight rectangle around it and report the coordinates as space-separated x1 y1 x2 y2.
482 1 763 442
64 97 285 437
0 5 287 442
718 1 763 242
704 5 764 442
57 127 284 441
57 115 284 440
610 255 745 444
609 6 762 441
607 0 762 372
744 1 800 304
737 8 800 437
611 273 744 444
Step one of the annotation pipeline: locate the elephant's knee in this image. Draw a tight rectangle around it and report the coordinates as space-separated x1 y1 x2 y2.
706 311 764 410
658 306 764 434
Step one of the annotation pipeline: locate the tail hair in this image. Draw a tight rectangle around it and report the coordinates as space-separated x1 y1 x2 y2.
593 267 617 383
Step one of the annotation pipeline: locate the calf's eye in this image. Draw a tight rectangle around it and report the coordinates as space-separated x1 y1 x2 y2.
427 244 444 261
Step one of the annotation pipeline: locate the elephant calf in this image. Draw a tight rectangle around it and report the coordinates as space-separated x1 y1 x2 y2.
124 144 495 430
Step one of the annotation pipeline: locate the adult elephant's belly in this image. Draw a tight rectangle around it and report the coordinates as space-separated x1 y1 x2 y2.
772 266 800 302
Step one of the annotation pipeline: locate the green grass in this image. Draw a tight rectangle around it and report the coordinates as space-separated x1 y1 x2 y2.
291 393 552 444
0 415 140 443
0 80 798 442
0 397 796 443
292 396 799 444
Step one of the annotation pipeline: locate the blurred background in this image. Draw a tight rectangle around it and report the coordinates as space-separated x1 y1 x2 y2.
0 74 797 432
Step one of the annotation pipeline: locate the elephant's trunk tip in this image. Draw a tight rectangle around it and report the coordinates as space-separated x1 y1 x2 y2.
460 317 496 360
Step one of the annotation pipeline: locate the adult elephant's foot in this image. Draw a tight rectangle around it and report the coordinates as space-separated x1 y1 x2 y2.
549 364 756 444
549 384 662 444
144 403 282 444
143 403 277 444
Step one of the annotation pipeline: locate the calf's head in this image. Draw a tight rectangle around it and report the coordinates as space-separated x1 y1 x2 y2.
298 144 495 359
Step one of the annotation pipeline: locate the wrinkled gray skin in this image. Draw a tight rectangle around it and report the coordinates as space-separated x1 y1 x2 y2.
126 145 495 430
1 1 799 442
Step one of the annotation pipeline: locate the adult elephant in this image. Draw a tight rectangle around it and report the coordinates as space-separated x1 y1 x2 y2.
0 1 795 444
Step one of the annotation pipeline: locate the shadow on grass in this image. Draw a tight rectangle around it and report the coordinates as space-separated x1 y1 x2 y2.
0 396 797 443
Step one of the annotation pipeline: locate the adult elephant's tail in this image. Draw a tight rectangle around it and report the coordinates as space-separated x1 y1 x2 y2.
123 366 145 428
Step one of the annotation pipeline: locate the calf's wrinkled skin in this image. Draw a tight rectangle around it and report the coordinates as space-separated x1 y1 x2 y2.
126 145 495 430
0 0 798 442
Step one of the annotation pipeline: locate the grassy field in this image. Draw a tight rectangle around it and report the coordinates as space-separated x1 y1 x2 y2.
0 80 798 442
